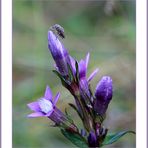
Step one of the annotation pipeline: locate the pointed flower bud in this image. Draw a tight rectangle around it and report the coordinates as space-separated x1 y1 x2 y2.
48 31 70 76
94 76 113 115
87 131 97 147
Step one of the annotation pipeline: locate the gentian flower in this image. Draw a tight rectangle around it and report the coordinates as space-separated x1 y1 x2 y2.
78 53 91 99
26 27 135 148
69 53 99 83
27 85 73 127
48 31 70 76
78 54 99 105
94 76 113 115
69 53 99 98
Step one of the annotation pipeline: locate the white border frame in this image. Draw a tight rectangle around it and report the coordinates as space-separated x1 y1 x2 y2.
1 0 147 148
136 0 147 147
1 0 12 148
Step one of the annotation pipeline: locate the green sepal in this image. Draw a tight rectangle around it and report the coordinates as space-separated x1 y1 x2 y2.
61 129 88 148
67 63 74 82
52 70 69 88
75 61 79 83
65 108 69 116
101 130 135 146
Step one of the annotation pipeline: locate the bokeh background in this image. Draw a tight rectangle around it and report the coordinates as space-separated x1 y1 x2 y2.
13 0 136 148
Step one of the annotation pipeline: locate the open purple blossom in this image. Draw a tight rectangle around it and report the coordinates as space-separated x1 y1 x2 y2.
94 76 113 115
27 86 76 128
27 85 59 118
48 31 70 76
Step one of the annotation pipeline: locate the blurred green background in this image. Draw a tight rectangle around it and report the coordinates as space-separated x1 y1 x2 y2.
13 0 136 148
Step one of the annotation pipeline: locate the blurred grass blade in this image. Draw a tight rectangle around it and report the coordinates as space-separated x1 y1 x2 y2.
101 131 135 146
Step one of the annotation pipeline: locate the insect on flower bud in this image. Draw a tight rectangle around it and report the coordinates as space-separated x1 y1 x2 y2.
50 24 65 39
48 30 70 76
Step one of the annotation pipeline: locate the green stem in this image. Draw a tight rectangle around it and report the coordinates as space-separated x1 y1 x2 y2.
76 95 94 132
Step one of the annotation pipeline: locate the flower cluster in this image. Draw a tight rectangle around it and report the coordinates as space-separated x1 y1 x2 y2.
27 25 135 148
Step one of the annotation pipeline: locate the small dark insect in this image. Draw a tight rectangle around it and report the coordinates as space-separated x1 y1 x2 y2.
50 24 65 39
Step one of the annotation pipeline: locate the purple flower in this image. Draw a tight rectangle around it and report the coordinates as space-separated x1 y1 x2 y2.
48 31 70 76
78 53 90 80
48 30 98 85
79 53 99 82
78 53 99 101
94 76 113 115
27 86 72 126
69 53 99 82
69 53 98 96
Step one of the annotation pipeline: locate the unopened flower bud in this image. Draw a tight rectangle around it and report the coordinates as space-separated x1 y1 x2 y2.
94 76 113 115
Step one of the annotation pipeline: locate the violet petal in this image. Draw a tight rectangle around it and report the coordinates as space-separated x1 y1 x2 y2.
69 56 76 75
85 53 90 69
27 102 40 112
27 112 45 118
87 68 99 82
53 92 60 106
79 60 86 79
44 85 52 100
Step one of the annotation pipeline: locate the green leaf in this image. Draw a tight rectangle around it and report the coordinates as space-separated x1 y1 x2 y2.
65 108 69 116
101 131 135 146
64 108 74 123
67 63 74 82
75 61 79 83
61 129 88 148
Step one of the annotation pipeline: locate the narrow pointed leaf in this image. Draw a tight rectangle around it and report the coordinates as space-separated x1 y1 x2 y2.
67 63 74 82
52 70 69 88
101 131 135 146
64 108 74 123
65 108 69 116
75 61 79 83
61 129 88 148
